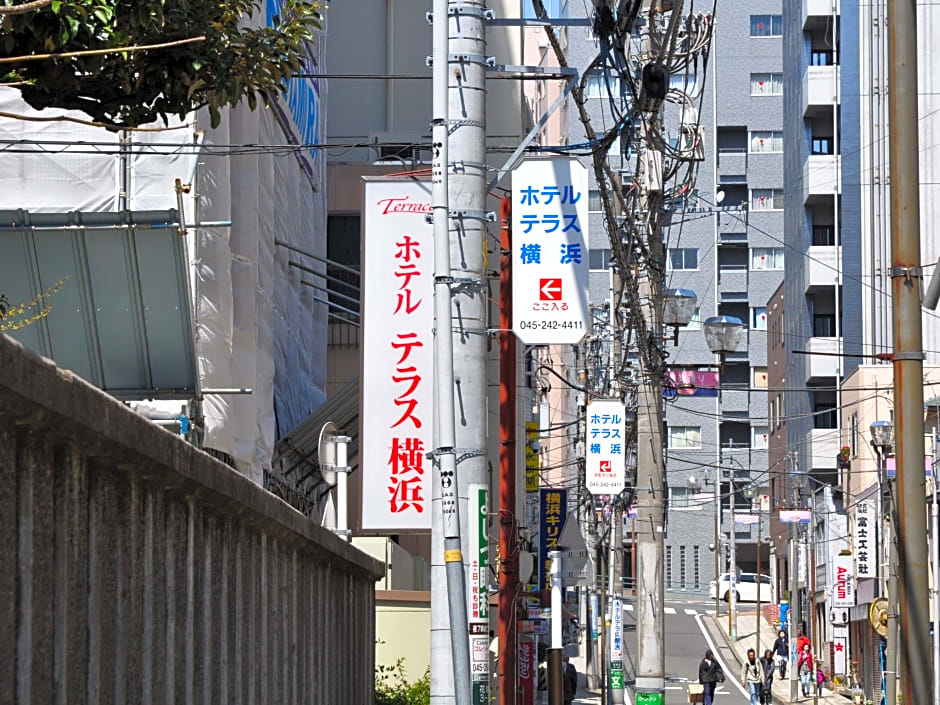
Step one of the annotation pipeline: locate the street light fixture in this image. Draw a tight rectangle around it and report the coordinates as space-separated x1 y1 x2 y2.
870 420 895 451
663 288 698 344
703 315 746 355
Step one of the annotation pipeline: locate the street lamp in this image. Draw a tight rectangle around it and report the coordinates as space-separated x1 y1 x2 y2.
870 420 896 705
663 288 698 344
704 315 746 641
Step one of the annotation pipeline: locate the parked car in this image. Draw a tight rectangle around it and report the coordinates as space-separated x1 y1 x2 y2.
709 572 773 603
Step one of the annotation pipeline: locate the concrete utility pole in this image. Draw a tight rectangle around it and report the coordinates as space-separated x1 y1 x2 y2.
788 453 800 704
887 1 933 703
610 503 625 704
933 431 940 705
727 447 737 641
429 0 489 703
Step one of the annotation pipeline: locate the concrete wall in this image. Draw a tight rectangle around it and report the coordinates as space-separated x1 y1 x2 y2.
375 590 432 682
0 333 384 705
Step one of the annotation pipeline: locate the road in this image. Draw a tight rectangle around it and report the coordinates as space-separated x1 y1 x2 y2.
618 595 752 705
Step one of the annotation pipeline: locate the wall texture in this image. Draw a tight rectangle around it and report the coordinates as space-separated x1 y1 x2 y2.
0 333 383 705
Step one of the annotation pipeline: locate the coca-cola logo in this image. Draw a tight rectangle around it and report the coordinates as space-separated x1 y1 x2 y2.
518 643 532 679
376 196 432 215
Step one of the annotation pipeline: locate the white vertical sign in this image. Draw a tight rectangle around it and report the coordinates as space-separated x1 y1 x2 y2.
511 157 590 344
611 599 623 660
832 554 855 607
585 400 627 494
361 180 433 530
854 500 877 579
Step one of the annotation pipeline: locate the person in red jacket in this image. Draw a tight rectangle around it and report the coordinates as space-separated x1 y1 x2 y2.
797 628 810 655
797 644 814 697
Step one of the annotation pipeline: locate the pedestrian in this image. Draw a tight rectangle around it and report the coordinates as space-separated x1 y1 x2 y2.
798 643 814 698
698 648 724 705
741 648 763 705
562 655 577 705
797 628 810 655
759 648 775 704
815 666 825 696
772 628 788 678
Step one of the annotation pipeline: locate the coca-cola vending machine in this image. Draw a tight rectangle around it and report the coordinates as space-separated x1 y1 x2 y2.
518 637 536 705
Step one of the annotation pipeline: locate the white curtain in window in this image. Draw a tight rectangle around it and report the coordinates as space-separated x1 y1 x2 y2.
751 307 768 330
752 426 769 449
750 73 783 96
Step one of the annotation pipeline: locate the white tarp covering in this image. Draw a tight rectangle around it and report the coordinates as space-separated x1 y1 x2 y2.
0 18 328 483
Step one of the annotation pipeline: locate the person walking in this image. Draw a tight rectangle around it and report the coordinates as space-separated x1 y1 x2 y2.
562 656 577 705
698 648 724 705
815 666 825 697
797 643 814 698
759 648 775 705
772 628 788 678
741 648 763 705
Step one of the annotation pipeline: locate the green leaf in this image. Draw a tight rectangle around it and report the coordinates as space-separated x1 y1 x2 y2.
50 0 61 13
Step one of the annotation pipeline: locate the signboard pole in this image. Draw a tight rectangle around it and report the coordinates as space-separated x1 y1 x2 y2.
548 551 564 705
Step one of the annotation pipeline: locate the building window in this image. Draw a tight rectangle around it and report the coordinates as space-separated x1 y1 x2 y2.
589 189 603 212
811 50 834 66
668 425 702 449
669 72 700 94
589 248 612 270
813 314 836 337
693 546 701 589
752 426 770 449
685 307 702 331
753 367 769 388
679 546 687 589
749 131 783 153
586 73 618 99
670 486 694 508
750 14 782 37
811 137 833 155
751 247 784 270
750 189 784 210
751 307 768 330
813 226 836 246
750 73 783 96
666 545 673 588
850 413 859 456
667 248 699 270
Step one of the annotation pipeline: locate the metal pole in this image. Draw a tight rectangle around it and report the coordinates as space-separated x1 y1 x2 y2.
886 477 898 705
756 506 761 658
933 429 940 705
430 0 471 701
887 0 932 702
498 196 518 705
789 522 800 703
336 435 350 541
549 551 564 705
728 446 737 641
599 540 608 705
714 463 721 617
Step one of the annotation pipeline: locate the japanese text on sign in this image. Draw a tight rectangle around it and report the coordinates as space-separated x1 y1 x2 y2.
832 554 855 607
538 488 568 591
854 500 877 579
585 400 627 495
512 158 590 345
361 181 433 530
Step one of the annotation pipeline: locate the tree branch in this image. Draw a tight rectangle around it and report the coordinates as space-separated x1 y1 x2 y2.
0 35 206 64
0 0 53 16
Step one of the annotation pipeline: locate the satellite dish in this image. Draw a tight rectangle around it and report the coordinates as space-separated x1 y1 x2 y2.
715 189 726 204
870 597 889 637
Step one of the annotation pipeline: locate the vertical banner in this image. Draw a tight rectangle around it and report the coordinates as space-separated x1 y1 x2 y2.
585 399 627 495
511 157 590 345
539 488 568 591
832 554 855 607
610 599 624 689
525 421 540 492
518 637 537 705
854 500 877 579
361 180 433 531
832 625 849 675
468 484 489 621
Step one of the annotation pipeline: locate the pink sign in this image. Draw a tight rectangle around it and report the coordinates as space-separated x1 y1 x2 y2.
666 370 719 397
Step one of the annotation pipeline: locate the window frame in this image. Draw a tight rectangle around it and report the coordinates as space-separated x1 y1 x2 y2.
753 367 769 388
750 188 784 211
752 425 770 449
748 130 784 154
750 247 785 270
667 247 700 271
749 14 783 37
751 306 769 330
667 425 703 449
750 72 784 96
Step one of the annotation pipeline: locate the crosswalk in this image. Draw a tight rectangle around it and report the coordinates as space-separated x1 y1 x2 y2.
621 603 716 616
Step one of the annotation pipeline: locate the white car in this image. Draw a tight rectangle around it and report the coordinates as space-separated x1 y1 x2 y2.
709 572 773 603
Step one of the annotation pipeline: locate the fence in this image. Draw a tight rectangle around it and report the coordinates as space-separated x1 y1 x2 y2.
0 333 384 705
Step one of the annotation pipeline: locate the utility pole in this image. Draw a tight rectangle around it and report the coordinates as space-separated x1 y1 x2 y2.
888 0 940 705
727 446 737 641
610 503 625 704
887 0 933 702
549 551 564 705
933 430 940 705
885 483 898 705
714 463 721 617
788 453 801 704
498 197 517 705
429 0 489 702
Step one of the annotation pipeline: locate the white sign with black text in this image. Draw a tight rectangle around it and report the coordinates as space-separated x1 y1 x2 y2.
854 500 877 579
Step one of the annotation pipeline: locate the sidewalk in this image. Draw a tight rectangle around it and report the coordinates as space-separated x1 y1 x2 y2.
701 611 850 705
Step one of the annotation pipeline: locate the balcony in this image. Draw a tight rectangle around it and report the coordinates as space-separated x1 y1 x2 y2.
721 389 750 413
809 428 839 471
717 149 747 182
803 155 841 203
718 267 748 297
803 65 840 116
803 0 839 29
804 246 841 292
805 336 840 380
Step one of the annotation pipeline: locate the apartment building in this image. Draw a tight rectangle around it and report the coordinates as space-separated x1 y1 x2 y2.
544 0 787 593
